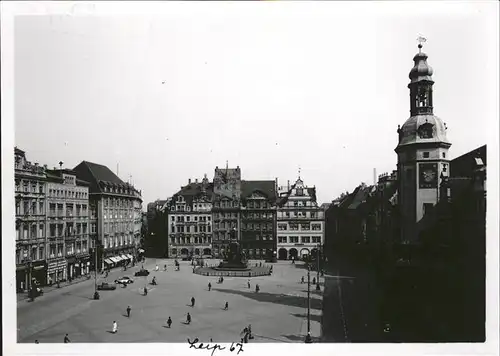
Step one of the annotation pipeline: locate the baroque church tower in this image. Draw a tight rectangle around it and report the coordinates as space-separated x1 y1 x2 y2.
395 41 451 244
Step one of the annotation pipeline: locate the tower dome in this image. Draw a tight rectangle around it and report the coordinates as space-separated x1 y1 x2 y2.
396 40 451 151
409 44 434 83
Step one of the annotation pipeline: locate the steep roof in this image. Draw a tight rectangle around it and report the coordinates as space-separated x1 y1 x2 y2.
451 145 486 178
347 184 372 210
171 182 214 206
241 180 277 202
73 161 126 193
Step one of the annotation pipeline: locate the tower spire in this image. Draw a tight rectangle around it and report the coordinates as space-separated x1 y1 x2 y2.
408 36 434 116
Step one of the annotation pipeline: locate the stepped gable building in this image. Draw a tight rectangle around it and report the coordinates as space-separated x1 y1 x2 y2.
15 147 48 291
212 165 242 258
395 41 451 244
73 161 142 270
45 168 91 284
167 175 214 258
276 176 324 261
240 180 278 260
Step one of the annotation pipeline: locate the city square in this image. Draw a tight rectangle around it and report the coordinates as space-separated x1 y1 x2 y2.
5 2 495 352
17 259 323 343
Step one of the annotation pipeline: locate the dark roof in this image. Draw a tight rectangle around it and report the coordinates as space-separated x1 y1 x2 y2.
73 161 128 194
241 180 277 202
15 147 26 155
347 184 372 210
451 145 486 178
171 182 214 206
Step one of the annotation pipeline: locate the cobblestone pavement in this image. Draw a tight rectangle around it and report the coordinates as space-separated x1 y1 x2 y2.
17 259 323 343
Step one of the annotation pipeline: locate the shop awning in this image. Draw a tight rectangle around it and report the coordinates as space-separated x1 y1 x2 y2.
104 258 113 265
120 254 129 260
127 254 134 260
112 256 122 263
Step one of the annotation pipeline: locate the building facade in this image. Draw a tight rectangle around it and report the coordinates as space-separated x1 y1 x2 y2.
240 180 277 260
212 166 242 258
395 42 451 244
168 176 213 258
276 177 324 260
15 148 48 291
73 161 142 270
45 169 91 283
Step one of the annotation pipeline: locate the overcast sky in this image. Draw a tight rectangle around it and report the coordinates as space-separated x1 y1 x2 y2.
11 2 498 206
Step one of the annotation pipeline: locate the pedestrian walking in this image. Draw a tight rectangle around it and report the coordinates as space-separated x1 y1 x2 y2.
208 282 212 291
312 277 316 285
186 312 191 324
248 324 253 339
247 280 251 289
255 284 260 293
167 317 172 328
164 264 167 271
126 306 131 317
112 321 118 333
301 276 305 284
224 301 228 310
191 297 195 307
143 287 148 296
64 334 70 343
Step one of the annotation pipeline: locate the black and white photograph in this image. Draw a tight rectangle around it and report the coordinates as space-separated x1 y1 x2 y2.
2 1 498 356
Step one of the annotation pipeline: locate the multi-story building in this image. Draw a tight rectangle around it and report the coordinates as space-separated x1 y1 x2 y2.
45 169 91 282
240 180 277 260
168 176 213 258
15 147 48 291
73 161 142 270
212 165 242 258
276 176 324 260
145 199 169 257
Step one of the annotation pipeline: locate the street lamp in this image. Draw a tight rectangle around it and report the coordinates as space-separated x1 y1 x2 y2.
305 264 312 343
93 237 100 300
23 251 34 301
316 244 321 291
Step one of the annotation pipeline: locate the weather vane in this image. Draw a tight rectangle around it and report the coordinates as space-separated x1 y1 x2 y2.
417 35 427 52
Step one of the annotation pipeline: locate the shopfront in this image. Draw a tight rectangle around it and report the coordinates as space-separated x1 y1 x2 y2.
67 256 76 280
75 255 91 277
47 258 67 285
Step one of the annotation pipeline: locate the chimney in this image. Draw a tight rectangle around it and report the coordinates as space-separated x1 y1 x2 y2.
188 178 191 184
373 168 377 185
287 180 290 190
195 178 198 183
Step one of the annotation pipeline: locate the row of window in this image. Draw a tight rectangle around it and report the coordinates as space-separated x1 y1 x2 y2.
104 209 133 220
104 222 134 234
48 203 88 216
15 179 44 194
16 199 44 216
278 211 322 218
172 215 211 223
172 203 212 212
241 212 274 220
240 222 273 231
213 212 238 219
48 188 88 200
49 223 88 237
104 198 139 208
170 237 212 245
16 241 88 264
278 223 322 231
278 236 322 244
213 247 271 256
212 232 274 241
103 235 134 249
285 200 316 207
171 225 211 233
213 201 240 208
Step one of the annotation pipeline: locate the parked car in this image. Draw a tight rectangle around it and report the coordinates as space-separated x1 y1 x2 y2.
134 269 150 277
97 282 117 291
115 276 134 284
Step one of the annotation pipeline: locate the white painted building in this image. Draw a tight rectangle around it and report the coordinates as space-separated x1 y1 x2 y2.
276 177 324 260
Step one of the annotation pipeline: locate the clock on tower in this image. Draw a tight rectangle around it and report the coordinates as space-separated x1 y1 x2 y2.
419 163 438 188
